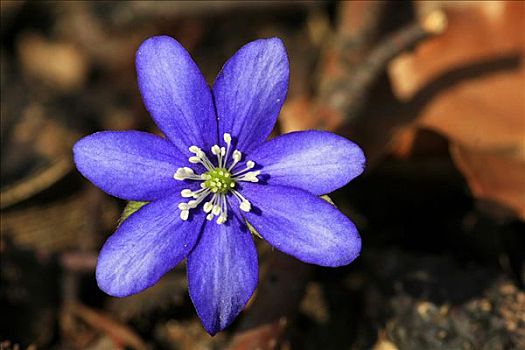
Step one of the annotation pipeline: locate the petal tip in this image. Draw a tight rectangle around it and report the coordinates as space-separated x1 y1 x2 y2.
354 144 367 174
72 133 96 175
317 223 362 268
136 35 176 54
261 36 285 48
95 263 129 298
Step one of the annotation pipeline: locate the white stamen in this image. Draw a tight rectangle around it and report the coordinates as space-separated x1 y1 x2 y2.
221 194 228 220
223 133 233 168
181 189 193 198
240 200 251 212
232 150 242 162
212 144 224 167
180 210 189 221
189 146 201 153
191 187 208 198
235 170 261 183
187 147 215 170
174 169 202 181
174 167 191 180
228 150 242 171
203 201 213 213
231 189 252 213
233 161 260 177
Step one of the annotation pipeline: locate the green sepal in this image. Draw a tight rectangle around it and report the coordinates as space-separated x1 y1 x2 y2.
245 219 263 239
321 195 337 207
119 201 149 226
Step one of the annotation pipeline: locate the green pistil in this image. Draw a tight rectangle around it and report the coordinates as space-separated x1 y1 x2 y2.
203 168 235 193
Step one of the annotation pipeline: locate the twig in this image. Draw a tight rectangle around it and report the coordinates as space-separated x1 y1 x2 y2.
317 10 447 126
0 156 73 209
67 303 148 350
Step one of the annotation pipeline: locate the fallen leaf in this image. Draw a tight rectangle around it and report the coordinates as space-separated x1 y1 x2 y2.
388 1 525 219
451 145 525 220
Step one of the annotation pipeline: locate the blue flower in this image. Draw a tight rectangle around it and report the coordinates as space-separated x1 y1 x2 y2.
73 36 365 335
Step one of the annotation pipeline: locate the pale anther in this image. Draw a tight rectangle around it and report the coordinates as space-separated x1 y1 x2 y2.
203 202 213 213
233 150 242 161
240 201 251 212
181 189 193 197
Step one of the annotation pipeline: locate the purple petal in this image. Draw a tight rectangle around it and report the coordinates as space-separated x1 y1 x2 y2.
96 194 205 297
241 183 361 267
213 38 289 153
250 130 365 195
73 131 188 201
136 36 218 153
187 215 258 335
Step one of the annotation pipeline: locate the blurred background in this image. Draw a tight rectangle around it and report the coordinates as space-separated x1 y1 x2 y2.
1 1 524 349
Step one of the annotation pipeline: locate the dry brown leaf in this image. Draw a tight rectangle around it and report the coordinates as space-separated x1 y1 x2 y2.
418 70 525 158
390 1 524 101
279 96 319 133
451 145 525 220
17 33 89 91
388 1 525 219
226 318 286 350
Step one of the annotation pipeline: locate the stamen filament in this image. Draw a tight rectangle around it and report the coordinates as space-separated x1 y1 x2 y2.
228 150 242 172
232 161 255 176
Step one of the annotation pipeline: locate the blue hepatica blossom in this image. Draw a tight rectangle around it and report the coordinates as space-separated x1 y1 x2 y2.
73 36 365 334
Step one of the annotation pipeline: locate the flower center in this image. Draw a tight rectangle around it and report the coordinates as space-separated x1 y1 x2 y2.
173 133 260 224
203 168 235 193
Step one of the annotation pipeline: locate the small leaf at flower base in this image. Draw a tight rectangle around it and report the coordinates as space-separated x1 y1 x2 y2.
119 201 148 225
321 194 337 207
245 219 263 239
